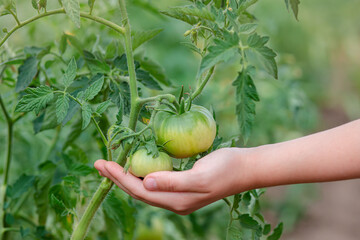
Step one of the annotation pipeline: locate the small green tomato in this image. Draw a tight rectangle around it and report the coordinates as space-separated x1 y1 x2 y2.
129 149 173 178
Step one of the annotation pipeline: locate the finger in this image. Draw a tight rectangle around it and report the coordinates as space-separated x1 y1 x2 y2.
94 160 138 199
143 170 209 193
103 161 212 214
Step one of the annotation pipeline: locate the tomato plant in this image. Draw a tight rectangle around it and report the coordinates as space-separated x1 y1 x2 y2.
0 0 302 240
129 148 173 177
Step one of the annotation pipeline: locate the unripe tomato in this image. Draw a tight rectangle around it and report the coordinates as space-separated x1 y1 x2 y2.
153 105 216 158
129 149 173 177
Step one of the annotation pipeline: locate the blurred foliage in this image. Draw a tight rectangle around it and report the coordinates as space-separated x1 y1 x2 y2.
1 0 360 239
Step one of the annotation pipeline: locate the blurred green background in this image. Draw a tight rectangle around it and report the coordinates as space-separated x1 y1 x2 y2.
1 0 360 239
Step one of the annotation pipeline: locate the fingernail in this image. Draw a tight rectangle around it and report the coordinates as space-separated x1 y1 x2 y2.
144 178 157 190
98 171 103 176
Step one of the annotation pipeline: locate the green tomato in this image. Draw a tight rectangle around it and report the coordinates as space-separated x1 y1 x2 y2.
153 105 216 158
129 149 173 178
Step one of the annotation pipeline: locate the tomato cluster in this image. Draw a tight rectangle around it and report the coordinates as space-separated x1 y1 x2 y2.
129 104 216 177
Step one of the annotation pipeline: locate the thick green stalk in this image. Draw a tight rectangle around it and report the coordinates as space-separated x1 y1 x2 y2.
71 1 140 239
70 178 114 240
0 96 14 240
0 9 125 48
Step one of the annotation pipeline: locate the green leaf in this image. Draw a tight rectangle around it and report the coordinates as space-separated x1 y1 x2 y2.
63 118 82 149
232 68 259 144
226 225 242 240
83 75 104 101
15 56 38 92
161 6 215 24
247 33 278 79
84 50 110 74
285 0 300 20
33 103 60 133
96 99 112 115
63 57 77 88
7 174 35 199
136 56 171 86
136 69 162 90
0 0 16 17
267 223 283 240
238 23 258 34
59 34 68 54
49 194 67 215
31 0 38 10
103 190 136 240
35 161 56 226
15 86 54 115
199 31 239 75
239 214 261 231
263 224 271 235
38 0 47 9
56 94 70 124
160 8 198 25
81 103 92 129
62 0 80 28
132 29 163 51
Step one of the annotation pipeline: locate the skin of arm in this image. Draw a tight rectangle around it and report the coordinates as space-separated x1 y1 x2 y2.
94 119 360 215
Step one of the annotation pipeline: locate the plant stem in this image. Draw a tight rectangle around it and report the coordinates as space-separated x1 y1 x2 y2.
0 9 125 49
191 66 215 100
8 9 20 26
118 0 138 107
0 96 14 240
71 1 140 238
70 178 114 240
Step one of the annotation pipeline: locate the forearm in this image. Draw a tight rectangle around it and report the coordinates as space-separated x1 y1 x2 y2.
248 119 360 189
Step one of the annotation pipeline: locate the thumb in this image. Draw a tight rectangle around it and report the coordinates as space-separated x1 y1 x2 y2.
143 170 198 192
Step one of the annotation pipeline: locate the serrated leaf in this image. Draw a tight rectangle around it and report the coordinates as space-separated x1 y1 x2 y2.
180 42 202 56
7 174 35 199
103 191 136 240
238 23 258 34
136 69 162 90
263 224 271 235
31 0 38 10
81 103 92 129
49 194 67 215
39 0 47 9
162 6 215 24
96 99 112 114
56 94 70 124
247 33 278 79
15 86 54 114
239 214 260 231
267 223 283 240
83 75 104 101
232 68 259 144
62 0 80 28
226 225 242 240
199 31 239 75
15 56 38 92
136 56 171 86
285 0 300 20
132 29 163 51
63 57 77 88
160 8 198 25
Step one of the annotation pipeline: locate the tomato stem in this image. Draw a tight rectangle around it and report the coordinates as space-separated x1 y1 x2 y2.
191 66 215 100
